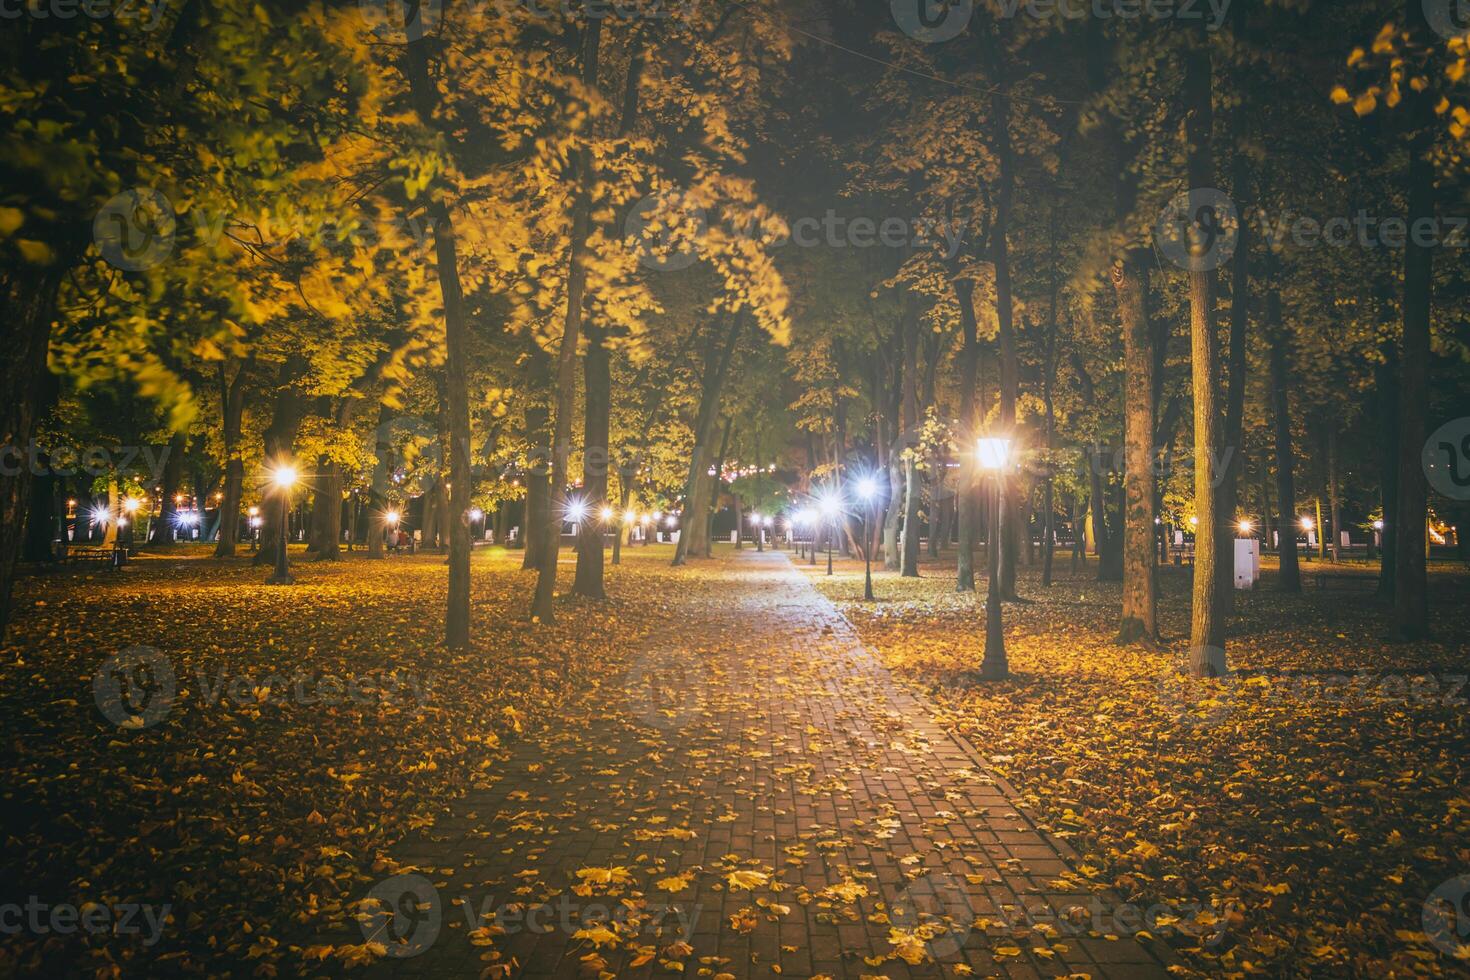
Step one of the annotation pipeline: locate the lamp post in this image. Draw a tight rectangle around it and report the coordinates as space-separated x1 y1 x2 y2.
977 437 1011 680
857 477 878 601
267 465 297 584
818 491 840 576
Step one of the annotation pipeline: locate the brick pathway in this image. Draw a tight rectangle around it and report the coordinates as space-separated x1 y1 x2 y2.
341 549 1177 978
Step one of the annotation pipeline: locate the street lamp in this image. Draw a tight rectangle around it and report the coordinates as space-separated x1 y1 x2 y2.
856 476 878 601
267 465 297 584
800 507 817 564
248 505 260 552
1237 519 1253 534
977 437 1011 680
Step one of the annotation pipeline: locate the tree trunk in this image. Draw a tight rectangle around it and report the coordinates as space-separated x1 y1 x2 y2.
404 23 474 646
1393 103 1433 639
573 325 611 598
1184 37 1226 676
673 316 743 566
367 403 392 560
1375 339 1399 596
213 362 247 558
1328 429 1342 562
954 278 980 590
1116 251 1158 644
900 297 922 577
1266 282 1301 593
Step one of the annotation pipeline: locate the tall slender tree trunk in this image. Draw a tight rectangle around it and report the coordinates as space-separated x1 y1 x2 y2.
404 17 474 646
1328 429 1342 562
954 281 980 589
1266 280 1301 593
1116 252 1158 644
367 403 392 559
1375 339 1399 595
1184 36 1226 676
673 316 742 566
900 297 922 577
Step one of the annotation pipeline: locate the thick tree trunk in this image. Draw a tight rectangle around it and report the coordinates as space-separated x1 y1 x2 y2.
1328 429 1342 562
1393 118 1433 639
573 327 610 597
1116 251 1158 644
1184 37 1226 676
255 361 305 566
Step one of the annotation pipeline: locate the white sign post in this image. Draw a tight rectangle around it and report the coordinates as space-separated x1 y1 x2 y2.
1233 538 1259 590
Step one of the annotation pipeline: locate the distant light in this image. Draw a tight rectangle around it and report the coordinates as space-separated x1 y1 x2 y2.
599 506 614 522
385 510 401 526
652 511 663 522
117 518 129 528
272 466 298 490
123 497 141 513
856 477 878 502
248 505 259 517
249 517 261 529
91 506 110 525
762 515 773 527
1238 520 1253 533
566 498 589 523
1189 516 1199 527
639 513 651 526
469 507 484 521
665 514 677 527
1300 516 1313 530
751 511 763 524
623 511 636 525
818 491 842 520
977 437 1012 471
1373 520 1384 530
67 498 77 507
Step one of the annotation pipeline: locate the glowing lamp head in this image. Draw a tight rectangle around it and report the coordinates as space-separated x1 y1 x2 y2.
818 493 841 520
665 514 677 527
1189 516 1199 527
123 497 141 514
385 509 401 526
469 507 484 521
623 511 636 525
1373 519 1384 530
91 506 110 525
1300 517 1314 530
640 513 651 526
763 515 773 527
248 505 259 517
599 506 614 522
117 518 128 528
652 510 663 522
1238 520 1253 533
977 436 1012 471
566 498 589 523
751 511 763 524
272 465 298 490
856 477 878 502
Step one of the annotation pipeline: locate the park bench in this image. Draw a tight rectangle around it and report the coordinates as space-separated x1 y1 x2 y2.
59 546 128 570
1312 571 1376 591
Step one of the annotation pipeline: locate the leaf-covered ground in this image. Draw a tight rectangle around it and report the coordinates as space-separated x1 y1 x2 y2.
808 548 1470 978
0 545 684 977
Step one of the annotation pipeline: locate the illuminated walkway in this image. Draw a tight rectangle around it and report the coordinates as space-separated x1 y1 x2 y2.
338 549 1177 978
